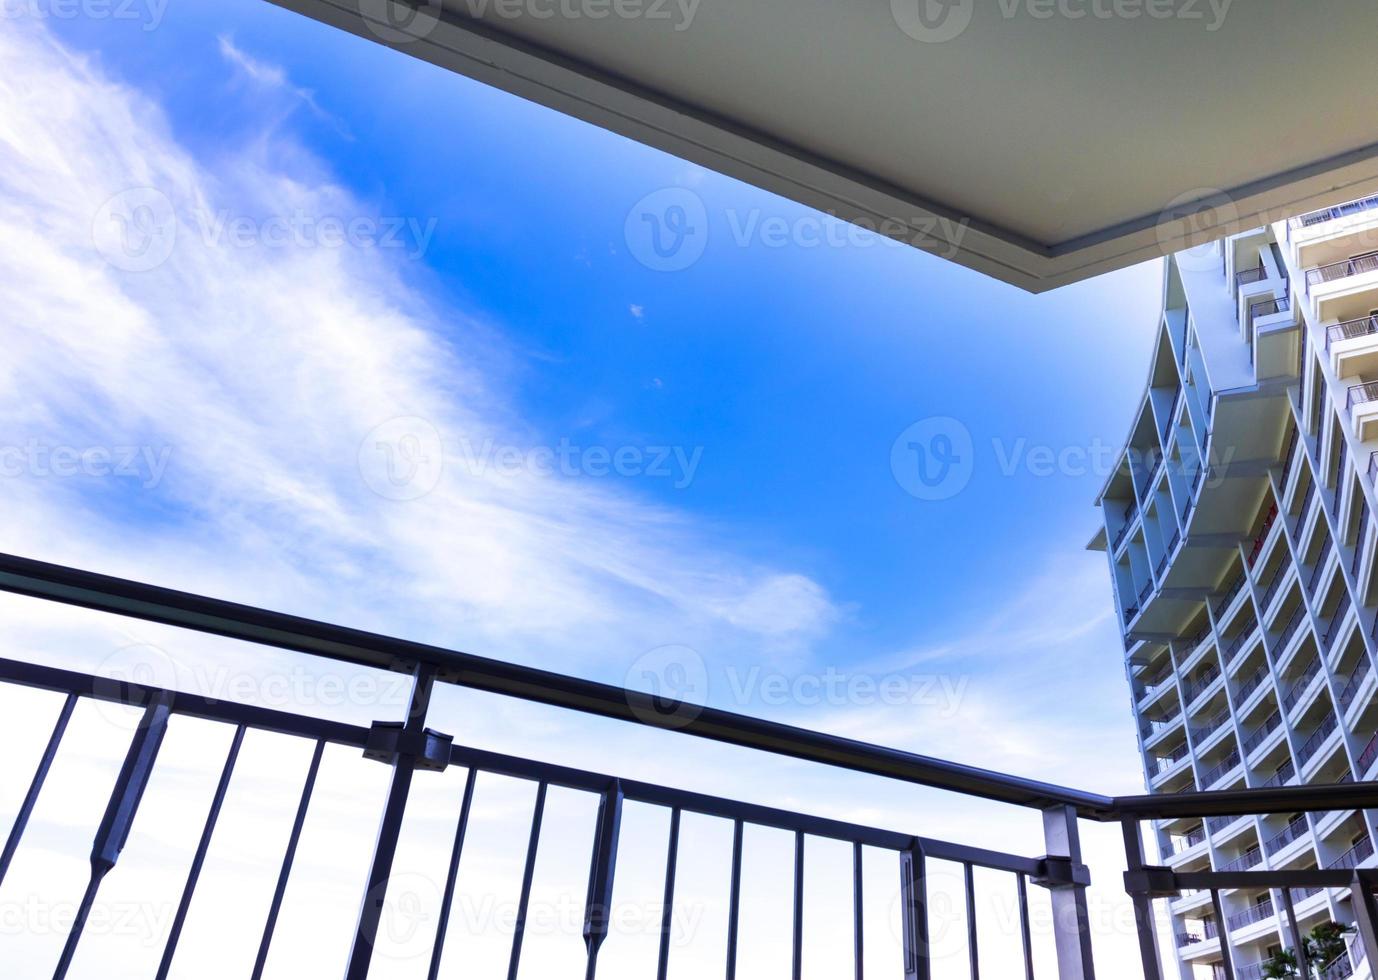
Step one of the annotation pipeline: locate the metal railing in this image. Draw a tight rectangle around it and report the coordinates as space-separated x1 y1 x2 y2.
1248 504 1279 567
1308 253 1378 288
1250 295 1290 323
1198 751 1242 790
1297 714 1340 767
1326 315 1378 350
1295 195 1378 229
1235 263 1268 294
1242 710 1281 756
3 552 1378 980
1226 897 1273 930
1216 572 1247 618
1324 595 1354 649
1183 664 1222 705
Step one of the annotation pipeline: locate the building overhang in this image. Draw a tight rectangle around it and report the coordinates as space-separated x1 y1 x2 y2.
269 0 1378 291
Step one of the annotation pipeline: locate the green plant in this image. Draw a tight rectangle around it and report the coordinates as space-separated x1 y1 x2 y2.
1261 923 1358 979
1262 947 1298 978
1304 922 1356 972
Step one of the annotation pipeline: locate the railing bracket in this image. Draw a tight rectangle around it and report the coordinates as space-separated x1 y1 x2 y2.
363 720 453 771
1032 855 1092 890
1122 865 1178 898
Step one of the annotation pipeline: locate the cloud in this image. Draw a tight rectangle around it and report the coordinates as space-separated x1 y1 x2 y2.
217 33 348 137
628 303 644 319
0 17 838 680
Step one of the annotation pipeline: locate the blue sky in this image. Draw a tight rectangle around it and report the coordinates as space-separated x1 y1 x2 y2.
0 2 1168 976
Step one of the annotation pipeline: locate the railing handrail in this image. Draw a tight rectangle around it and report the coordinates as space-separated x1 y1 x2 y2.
1294 194 1378 229
1326 314 1378 350
1308 252 1378 287
3 551 1378 824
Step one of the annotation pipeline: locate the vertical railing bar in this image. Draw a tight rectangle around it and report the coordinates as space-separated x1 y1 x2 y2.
1349 872 1378 970
0 691 77 888
900 843 930 980
250 737 326 980
656 807 682 980
852 842 864 980
1119 819 1162 980
584 779 624 980
506 780 549 980
792 830 804 980
346 662 438 980
1280 884 1308 977
964 862 979 980
155 724 246 980
725 818 744 980
1041 805 1095 980
1016 873 1034 980
1208 889 1235 980
426 766 478 980
53 691 173 980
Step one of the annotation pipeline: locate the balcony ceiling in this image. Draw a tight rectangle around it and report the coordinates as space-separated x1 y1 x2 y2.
274 0 1378 291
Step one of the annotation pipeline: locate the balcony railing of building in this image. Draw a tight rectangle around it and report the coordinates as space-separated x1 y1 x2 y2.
1357 728 1378 774
1263 817 1310 858
1348 382 1378 414
1124 601 1139 623
1198 750 1242 790
1155 744 1191 776
1190 707 1232 745
1282 660 1321 714
1113 505 1137 550
1324 595 1354 649
1353 500 1370 577
1242 711 1281 756
1259 564 1287 612
1309 540 1334 594
1235 262 1268 296
1141 707 1183 741
1206 814 1245 837
1339 668 1372 711
1139 581 1153 605
1218 845 1264 873
1307 253 1378 290
1226 897 1274 930
1216 572 1247 618
1184 665 1222 705
1297 714 1340 766
1294 195 1378 229
1327 315 1378 351
1274 604 1308 654
1335 443 1349 511
1331 836 1376 873
1235 669 1267 706
1250 295 1291 324
1248 504 1279 567
1258 760 1297 788
1173 825 1208 855
6 553 1378 980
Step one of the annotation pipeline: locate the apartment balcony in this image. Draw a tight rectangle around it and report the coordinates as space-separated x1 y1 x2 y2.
1198 749 1243 790
1330 835 1376 872
1241 710 1284 763
1291 194 1378 268
1330 315 1378 378
1183 664 1224 709
1297 715 1343 775
1350 383 1378 441
1263 816 1311 860
1339 667 1377 725
1306 253 1378 324
1281 660 1324 718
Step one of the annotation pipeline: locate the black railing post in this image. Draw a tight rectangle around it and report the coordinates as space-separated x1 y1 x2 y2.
1119 819 1164 980
900 841 929 980
1041 805 1096 980
583 779 624 980
1208 889 1235 980
0 690 76 888
1279 885 1309 977
54 691 173 980
346 662 448 980
1350 871 1378 970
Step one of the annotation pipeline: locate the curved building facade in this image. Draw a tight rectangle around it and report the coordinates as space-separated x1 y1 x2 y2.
1093 198 1378 980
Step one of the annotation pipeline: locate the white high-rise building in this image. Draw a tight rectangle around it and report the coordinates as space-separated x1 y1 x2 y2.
1093 198 1378 980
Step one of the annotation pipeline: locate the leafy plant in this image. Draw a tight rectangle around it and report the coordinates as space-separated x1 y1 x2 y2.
1259 922 1356 979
